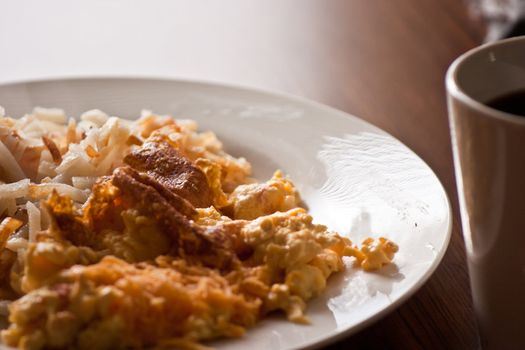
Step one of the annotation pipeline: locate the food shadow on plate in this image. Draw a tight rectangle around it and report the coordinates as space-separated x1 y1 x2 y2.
347 208 372 241
292 259 405 334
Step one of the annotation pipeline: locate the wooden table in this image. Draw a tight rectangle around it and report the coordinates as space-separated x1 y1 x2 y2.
0 0 486 348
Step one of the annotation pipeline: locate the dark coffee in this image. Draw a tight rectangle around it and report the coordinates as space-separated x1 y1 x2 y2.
487 90 525 116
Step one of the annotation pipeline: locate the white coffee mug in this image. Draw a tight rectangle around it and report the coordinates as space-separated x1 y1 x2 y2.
447 36 525 350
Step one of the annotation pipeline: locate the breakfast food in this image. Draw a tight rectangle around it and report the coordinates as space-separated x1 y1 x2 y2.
0 107 398 350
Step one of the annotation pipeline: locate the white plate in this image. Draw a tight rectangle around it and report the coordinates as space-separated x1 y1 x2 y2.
0 78 451 350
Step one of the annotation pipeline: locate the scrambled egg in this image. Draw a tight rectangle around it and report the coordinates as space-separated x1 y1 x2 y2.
227 170 300 220
0 115 398 350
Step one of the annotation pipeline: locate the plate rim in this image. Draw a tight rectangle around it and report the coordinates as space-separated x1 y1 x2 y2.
0 75 453 350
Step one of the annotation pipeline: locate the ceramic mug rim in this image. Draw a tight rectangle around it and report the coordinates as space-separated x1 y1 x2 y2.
446 35 525 126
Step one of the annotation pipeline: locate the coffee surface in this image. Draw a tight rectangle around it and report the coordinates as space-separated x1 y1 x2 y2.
487 90 525 117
